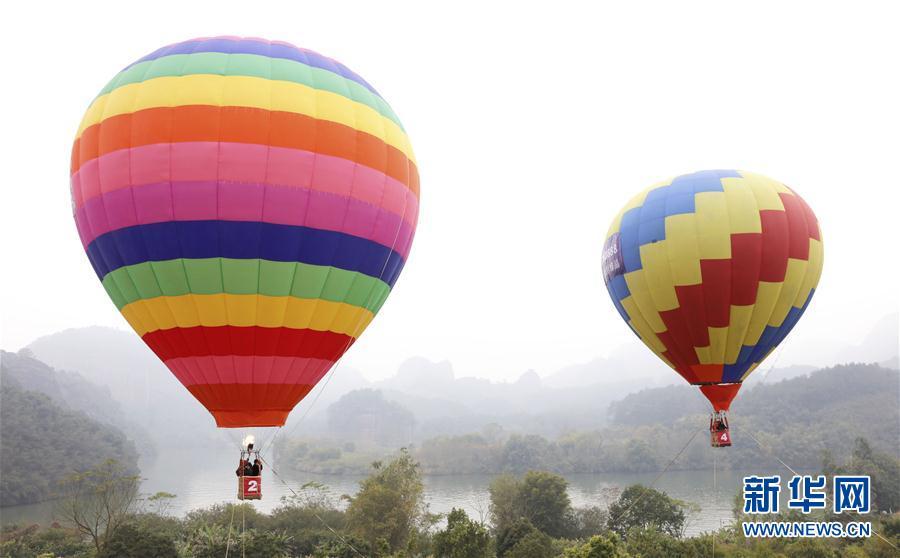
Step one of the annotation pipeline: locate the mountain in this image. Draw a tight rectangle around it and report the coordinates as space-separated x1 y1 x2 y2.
0 373 139 506
835 311 899 365
1 351 154 457
26 327 224 449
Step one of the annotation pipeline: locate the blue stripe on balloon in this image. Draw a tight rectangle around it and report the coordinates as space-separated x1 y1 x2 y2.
86 220 406 287
616 170 740 274
721 288 817 382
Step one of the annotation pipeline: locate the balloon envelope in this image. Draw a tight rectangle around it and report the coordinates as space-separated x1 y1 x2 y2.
602 170 822 411
71 37 419 427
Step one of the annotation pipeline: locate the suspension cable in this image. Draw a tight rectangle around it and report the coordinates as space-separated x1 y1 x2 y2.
224 500 237 558
241 502 246 558
257 455 367 557
257 363 341 459
742 427 898 552
712 449 717 558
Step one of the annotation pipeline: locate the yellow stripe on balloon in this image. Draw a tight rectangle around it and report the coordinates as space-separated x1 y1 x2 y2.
768 259 808 327
797 238 824 306
639 242 679 312
75 75 416 164
119 294 374 337
621 296 667 354
624 270 667 333
663 213 702 286
744 174 786 211
744 281 782 347
693 192 732 259
724 305 754 364
705 326 729 364
721 180 763 234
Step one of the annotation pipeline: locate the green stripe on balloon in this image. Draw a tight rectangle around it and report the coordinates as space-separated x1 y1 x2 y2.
102 258 392 312
97 53 403 129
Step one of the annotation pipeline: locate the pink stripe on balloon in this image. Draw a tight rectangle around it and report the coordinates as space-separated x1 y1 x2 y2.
165 355 335 386
71 142 417 219
74 180 416 258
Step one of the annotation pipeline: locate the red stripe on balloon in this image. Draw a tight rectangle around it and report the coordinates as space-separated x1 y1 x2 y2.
729 234 761 305
142 326 353 361
780 193 812 260
758 210 790 282
672 284 712 348
699 259 731 327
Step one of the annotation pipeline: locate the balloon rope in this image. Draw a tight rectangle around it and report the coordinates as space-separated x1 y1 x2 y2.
258 363 340 459
611 427 703 525
712 450 717 558
742 427 898 552
241 502 246 558
258 455 368 557
224 501 237 558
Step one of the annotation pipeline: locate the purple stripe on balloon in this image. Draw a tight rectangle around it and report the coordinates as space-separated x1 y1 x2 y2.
124 36 380 97
71 142 418 223
74 180 416 259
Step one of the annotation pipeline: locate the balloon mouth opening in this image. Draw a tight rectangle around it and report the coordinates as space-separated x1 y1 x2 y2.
699 383 742 412
212 409 290 428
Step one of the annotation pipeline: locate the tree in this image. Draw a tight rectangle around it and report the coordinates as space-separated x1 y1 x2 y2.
96 523 177 558
496 518 538 558
489 471 574 537
345 449 425 552
607 484 686 538
564 533 629 558
432 508 490 558
504 529 555 558
56 459 141 552
519 471 573 537
489 474 524 533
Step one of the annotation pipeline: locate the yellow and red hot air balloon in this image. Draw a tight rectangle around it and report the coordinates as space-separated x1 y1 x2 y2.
71 37 419 429
602 170 823 446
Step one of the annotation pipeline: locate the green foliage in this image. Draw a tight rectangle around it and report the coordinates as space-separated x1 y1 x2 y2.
0 379 139 506
178 523 292 558
607 484 687 538
564 532 629 558
844 438 900 513
96 522 177 558
432 508 490 558
57 459 142 551
0 525 91 558
345 448 425 552
568 506 609 539
489 470 599 539
518 471 573 537
503 528 555 558
496 517 539 558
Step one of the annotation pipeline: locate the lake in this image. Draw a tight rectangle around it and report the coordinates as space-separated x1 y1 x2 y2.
0 449 745 536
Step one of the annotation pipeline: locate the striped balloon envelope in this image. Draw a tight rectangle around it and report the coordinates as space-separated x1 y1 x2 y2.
602 170 822 411
70 37 419 427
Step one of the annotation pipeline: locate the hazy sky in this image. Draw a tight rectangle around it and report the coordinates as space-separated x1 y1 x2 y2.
2 1 898 381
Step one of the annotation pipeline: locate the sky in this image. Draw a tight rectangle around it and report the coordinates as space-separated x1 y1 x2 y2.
1 1 898 381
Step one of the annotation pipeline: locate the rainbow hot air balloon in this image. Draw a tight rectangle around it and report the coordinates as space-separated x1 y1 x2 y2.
602 170 822 446
71 37 419 428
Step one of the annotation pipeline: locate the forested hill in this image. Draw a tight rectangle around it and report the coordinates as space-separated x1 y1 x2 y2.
610 363 899 430
0 376 139 506
282 363 900 475
0 351 154 457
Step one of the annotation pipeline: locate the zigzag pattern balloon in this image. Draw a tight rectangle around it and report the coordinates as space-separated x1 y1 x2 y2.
71 37 419 427
603 170 823 410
